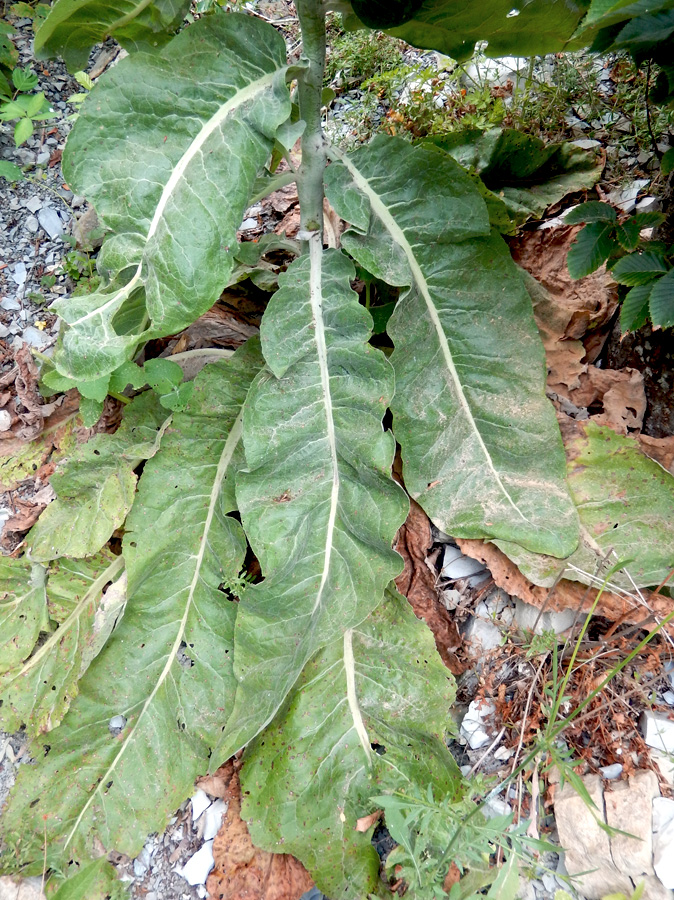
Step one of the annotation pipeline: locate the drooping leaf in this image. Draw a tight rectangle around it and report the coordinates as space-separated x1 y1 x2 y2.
350 0 424 28
374 0 589 61
0 343 262 866
52 12 290 382
218 248 408 759
430 129 603 226
325 136 579 558
647 266 674 327
28 391 171 562
241 589 461 900
495 421 674 590
0 551 125 735
612 251 669 285
34 0 191 72
579 0 674 32
0 559 49 676
614 8 674 49
567 222 615 279
620 282 654 331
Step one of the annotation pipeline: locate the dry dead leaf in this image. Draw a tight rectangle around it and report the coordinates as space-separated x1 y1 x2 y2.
206 762 314 900
455 537 673 629
443 862 461 893
638 434 674 473
180 304 258 350
274 206 301 239
355 810 382 833
572 366 646 433
394 498 463 675
196 772 228 800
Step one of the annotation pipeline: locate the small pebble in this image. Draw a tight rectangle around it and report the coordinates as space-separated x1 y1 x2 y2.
600 763 623 780
0 410 12 431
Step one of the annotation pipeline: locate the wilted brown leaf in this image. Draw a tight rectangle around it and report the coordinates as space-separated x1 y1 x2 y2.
455 537 673 628
395 498 463 675
207 762 314 900
355 810 382 833
638 434 674 474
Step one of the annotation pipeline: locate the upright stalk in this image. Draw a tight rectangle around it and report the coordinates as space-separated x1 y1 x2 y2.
295 0 327 243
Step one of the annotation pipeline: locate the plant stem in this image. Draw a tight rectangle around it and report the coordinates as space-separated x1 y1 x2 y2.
295 0 327 244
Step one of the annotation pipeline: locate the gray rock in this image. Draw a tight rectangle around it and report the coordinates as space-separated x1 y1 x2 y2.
599 763 623 780
15 149 35 167
460 699 496 750
25 215 39 234
24 196 42 214
11 263 26 286
636 196 661 215
20 326 50 349
36 150 50 166
38 207 64 239
515 598 576 635
73 206 104 250
1 298 21 312
642 711 674 753
653 797 674 889
604 770 658 878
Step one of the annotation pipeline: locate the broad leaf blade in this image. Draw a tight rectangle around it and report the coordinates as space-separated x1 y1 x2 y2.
621 282 653 331
567 222 614 279
241 589 461 900
431 129 603 226
0 559 49 676
0 551 125 735
53 13 290 381
0 344 262 865
34 0 190 71
325 136 579 558
28 391 171 562
648 266 674 328
381 0 588 61
219 248 408 758
564 200 618 224
612 251 669 285
496 421 674 590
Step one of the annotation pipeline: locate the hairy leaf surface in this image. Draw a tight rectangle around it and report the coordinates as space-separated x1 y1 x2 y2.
218 248 408 759
0 344 262 864
374 0 589 61
52 13 289 381
28 392 170 562
325 136 579 558
0 559 49 676
34 0 190 71
242 589 460 900
0 551 124 735
495 422 674 590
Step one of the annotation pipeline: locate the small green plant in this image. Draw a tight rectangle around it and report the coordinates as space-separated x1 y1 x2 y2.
0 64 54 144
65 69 93 121
566 201 672 331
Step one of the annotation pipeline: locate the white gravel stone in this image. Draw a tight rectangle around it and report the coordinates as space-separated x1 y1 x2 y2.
1 298 21 311
515 598 576 635
642 711 674 754
202 799 227 841
24 196 42 214
460 699 495 750
600 763 623 780
191 788 212 822
20 326 50 349
442 555 486 580
0 411 12 432
179 839 214 886
25 215 39 233
653 797 674 889
37 207 64 239
10 263 26 286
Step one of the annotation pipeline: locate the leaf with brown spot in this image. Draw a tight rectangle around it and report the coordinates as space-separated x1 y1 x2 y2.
207 762 314 900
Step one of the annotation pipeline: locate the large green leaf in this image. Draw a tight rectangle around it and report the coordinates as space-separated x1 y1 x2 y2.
52 13 290 382
218 247 408 758
325 136 579 558
27 392 171 563
579 0 674 31
0 344 262 866
430 129 603 226
371 0 590 61
241 589 461 900
0 559 49 677
495 422 674 590
0 551 124 735
34 0 190 72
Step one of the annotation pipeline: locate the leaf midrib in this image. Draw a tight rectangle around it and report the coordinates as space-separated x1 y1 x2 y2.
336 150 528 523
63 409 244 851
70 69 279 328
